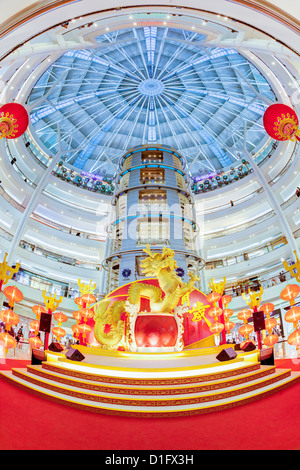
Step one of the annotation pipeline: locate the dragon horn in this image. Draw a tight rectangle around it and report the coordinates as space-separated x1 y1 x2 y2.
143 244 154 258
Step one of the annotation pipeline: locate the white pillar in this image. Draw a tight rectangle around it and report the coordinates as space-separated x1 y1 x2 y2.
244 137 299 262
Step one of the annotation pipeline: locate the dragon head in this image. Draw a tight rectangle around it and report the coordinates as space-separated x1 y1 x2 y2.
140 244 178 277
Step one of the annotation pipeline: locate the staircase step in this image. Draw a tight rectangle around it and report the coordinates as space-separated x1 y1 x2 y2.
42 360 261 386
26 364 276 395
1 369 299 417
9 367 290 406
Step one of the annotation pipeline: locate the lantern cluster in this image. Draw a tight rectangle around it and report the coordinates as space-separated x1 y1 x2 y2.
260 303 278 347
52 312 68 343
28 304 46 349
281 284 300 351
237 309 254 348
72 293 96 344
207 293 224 336
0 286 23 353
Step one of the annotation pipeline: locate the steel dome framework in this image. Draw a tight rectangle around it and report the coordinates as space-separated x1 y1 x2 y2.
27 26 276 177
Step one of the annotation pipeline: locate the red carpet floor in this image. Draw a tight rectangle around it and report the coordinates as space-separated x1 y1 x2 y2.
1 358 300 450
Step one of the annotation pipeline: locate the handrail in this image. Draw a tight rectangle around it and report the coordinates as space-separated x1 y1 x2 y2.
223 269 295 298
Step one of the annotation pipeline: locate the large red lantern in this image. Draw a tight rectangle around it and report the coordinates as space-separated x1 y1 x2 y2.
0 103 29 140
0 332 17 349
4 285 23 307
263 104 300 142
280 284 300 305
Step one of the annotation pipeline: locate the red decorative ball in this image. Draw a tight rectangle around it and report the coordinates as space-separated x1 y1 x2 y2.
135 314 178 348
263 104 299 141
0 103 29 139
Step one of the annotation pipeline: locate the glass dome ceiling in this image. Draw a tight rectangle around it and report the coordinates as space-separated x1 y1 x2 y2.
27 26 276 176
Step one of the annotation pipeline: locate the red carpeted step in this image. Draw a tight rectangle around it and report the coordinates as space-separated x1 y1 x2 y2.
25 363 276 395
41 360 261 386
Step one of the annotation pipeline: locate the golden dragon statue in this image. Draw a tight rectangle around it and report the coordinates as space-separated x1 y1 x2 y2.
93 244 199 348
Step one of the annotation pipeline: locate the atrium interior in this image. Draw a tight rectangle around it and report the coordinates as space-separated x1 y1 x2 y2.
0 0 299 450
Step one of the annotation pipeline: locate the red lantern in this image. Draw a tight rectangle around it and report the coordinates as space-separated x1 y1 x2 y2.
265 317 277 330
239 323 254 337
28 336 43 349
79 308 93 321
72 311 82 322
207 292 221 304
81 293 96 305
52 326 66 338
237 309 252 322
0 309 19 326
77 324 92 335
32 305 47 319
71 324 80 335
54 312 68 324
207 306 223 318
264 334 279 347
0 332 17 349
0 103 29 140
223 308 234 319
260 303 274 315
209 322 224 335
287 330 300 347
263 104 300 142
3 285 23 307
30 320 40 331
285 307 300 324
222 295 232 307
74 296 84 307
280 284 300 305
225 321 235 332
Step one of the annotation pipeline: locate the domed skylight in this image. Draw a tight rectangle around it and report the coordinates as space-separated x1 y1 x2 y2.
27 27 276 177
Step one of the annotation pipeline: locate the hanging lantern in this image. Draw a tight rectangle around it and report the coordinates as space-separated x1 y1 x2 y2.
3 285 23 307
209 322 224 335
32 305 47 320
285 306 300 352
262 302 279 347
223 308 234 319
54 312 68 324
74 296 84 307
207 292 221 304
265 317 277 330
237 309 253 342
77 323 92 343
260 303 275 315
52 326 66 341
0 332 17 349
78 323 92 335
222 295 232 307
285 307 300 324
0 309 19 328
207 306 223 318
79 308 93 322
263 104 300 142
239 323 254 337
30 320 40 331
0 103 29 140
280 284 300 305
264 334 279 347
287 330 300 347
225 321 235 333
81 293 96 306
28 336 43 349
237 309 252 322
72 310 82 322
71 324 80 336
